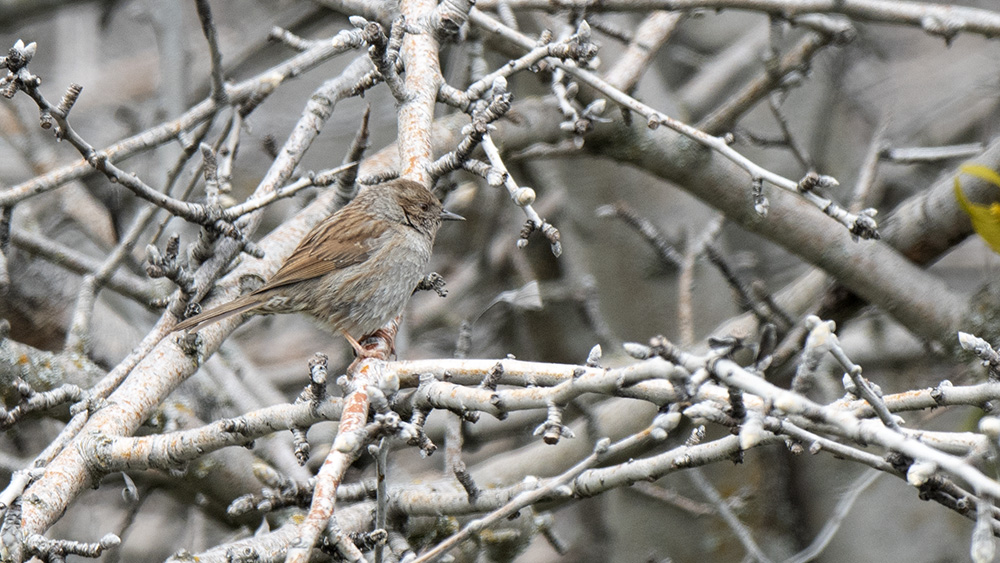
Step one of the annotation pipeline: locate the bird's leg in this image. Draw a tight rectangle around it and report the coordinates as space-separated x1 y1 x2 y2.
341 330 365 357
344 319 401 368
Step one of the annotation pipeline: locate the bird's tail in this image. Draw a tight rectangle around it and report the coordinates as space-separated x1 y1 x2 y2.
173 294 261 333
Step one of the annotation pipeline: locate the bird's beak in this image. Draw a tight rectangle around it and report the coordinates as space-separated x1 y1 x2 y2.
440 209 465 221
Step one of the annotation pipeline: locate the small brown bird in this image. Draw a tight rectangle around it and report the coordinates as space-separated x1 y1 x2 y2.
173 179 462 344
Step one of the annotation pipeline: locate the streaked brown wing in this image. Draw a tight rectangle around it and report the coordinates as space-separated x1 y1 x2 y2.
255 209 388 292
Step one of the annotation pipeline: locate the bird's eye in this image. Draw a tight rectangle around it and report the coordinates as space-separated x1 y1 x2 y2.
420 203 430 211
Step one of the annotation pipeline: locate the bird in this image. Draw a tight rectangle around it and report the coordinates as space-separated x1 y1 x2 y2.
173 178 463 347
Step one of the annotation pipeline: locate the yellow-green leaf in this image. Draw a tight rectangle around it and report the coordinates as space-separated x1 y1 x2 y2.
955 164 1000 254
962 164 1000 187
